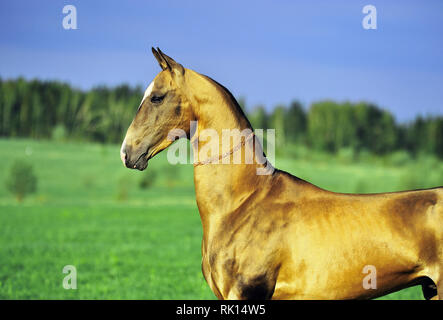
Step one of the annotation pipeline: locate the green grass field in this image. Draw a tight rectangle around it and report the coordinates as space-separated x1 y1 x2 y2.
1 138 442 299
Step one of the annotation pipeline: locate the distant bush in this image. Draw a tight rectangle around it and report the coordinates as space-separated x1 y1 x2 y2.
51 124 67 141
5 159 38 202
139 170 157 190
355 149 375 163
337 147 355 164
386 150 412 166
285 144 309 160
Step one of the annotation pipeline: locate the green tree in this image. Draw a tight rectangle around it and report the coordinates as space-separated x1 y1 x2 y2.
6 159 38 202
284 100 306 143
269 105 286 148
308 101 339 152
248 105 268 130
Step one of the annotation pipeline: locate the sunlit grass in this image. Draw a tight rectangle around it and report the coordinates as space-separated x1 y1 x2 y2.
1 138 441 299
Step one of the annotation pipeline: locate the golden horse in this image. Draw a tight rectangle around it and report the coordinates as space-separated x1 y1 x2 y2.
120 48 442 300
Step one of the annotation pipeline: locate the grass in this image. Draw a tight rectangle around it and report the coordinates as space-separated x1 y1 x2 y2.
0 138 441 299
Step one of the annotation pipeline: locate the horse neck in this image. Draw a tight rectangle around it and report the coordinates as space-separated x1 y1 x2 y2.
188 70 251 136
186 70 270 230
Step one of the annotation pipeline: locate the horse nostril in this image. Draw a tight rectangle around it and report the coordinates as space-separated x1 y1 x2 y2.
125 157 132 169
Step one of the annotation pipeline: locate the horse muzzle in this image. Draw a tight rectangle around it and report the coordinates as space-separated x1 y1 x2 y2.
120 140 149 171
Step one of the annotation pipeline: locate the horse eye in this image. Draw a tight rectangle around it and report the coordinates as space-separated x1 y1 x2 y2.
151 95 165 104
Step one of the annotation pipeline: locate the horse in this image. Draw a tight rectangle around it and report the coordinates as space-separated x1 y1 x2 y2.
120 48 443 300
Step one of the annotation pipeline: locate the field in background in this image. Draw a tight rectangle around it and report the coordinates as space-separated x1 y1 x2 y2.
1 138 442 299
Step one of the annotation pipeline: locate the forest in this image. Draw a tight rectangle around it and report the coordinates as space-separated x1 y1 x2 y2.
1 77 442 158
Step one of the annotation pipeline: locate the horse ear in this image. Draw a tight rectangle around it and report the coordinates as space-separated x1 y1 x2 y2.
152 47 168 70
156 48 185 76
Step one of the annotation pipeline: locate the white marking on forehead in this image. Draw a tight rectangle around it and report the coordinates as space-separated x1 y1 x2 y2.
141 80 155 103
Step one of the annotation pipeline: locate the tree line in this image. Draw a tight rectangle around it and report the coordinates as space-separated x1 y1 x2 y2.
247 100 443 158
1 77 442 158
0 77 141 143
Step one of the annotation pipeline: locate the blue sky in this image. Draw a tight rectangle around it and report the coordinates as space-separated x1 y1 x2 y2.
0 0 442 122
